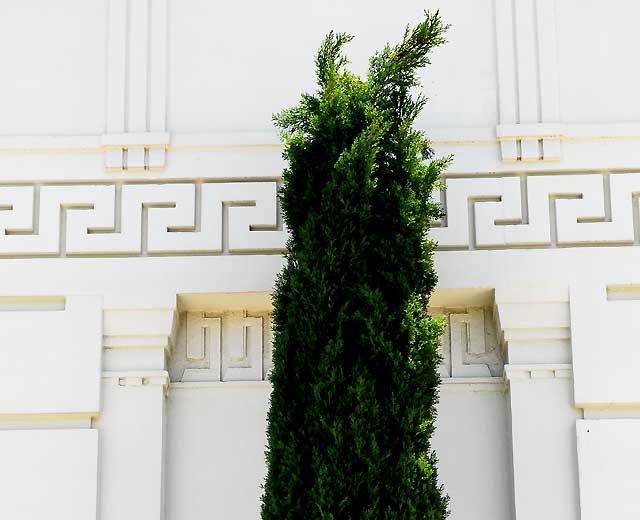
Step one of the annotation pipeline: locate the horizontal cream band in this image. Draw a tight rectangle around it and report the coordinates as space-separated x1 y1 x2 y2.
169 378 505 390
0 412 94 421
0 123 639 153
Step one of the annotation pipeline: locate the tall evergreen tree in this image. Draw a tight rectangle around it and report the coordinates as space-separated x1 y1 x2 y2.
262 12 450 520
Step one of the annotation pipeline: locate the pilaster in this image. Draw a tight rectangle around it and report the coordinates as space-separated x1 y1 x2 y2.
496 287 580 520
95 302 177 520
494 0 562 162
105 0 169 171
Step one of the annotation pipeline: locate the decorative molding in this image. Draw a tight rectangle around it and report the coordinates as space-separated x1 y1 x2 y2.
504 364 572 381
440 377 503 385
494 0 561 162
102 307 177 373
582 407 640 420
496 123 563 162
432 172 640 250
439 377 505 393
102 370 170 396
101 133 170 172
0 181 285 257
169 311 273 382
168 378 507 391
103 308 177 350
493 287 571 365
102 370 170 383
6 171 640 256
0 414 93 429
170 380 271 390
105 0 169 171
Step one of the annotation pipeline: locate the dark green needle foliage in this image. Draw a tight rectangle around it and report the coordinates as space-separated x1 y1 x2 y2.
262 11 450 520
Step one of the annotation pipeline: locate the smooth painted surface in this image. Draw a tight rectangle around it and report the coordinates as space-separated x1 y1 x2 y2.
509 378 581 520
434 383 512 520
0 1 106 135
166 384 271 520
95 378 167 520
577 419 640 520
167 0 497 133
0 429 98 519
165 382 513 520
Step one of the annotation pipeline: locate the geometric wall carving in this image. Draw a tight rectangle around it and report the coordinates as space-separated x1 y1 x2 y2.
430 306 502 378
0 181 285 256
4 172 640 256
169 311 273 382
432 172 640 250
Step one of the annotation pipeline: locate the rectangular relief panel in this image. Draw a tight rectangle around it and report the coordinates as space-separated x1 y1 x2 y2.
570 284 640 406
0 429 98 519
171 311 272 383
0 295 102 415
577 420 640 520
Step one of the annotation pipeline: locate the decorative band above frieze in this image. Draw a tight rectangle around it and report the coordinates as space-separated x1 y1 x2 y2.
496 123 565 141
101 132 170 149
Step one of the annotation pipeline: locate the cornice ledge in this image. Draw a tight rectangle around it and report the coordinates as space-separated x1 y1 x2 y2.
103 308 177 351
170 380 272 390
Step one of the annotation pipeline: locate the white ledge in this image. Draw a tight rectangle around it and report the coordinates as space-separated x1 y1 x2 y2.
440 377 504 385
170 380 272 390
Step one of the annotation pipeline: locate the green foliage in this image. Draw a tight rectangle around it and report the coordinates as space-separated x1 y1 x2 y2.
262 11 450 520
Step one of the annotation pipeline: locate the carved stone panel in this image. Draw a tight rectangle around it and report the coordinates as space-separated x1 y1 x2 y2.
431 306 502 378
169 311 273 382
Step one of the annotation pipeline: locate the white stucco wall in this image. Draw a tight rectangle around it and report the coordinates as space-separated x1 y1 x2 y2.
1 1 639 518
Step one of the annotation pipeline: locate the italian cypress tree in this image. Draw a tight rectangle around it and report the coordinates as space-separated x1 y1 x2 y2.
262 12 450 520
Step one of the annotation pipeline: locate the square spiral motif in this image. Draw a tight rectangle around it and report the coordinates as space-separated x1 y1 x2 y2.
170 311 273 382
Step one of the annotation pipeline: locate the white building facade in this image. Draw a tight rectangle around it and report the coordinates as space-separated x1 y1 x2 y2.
1 1 638 518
